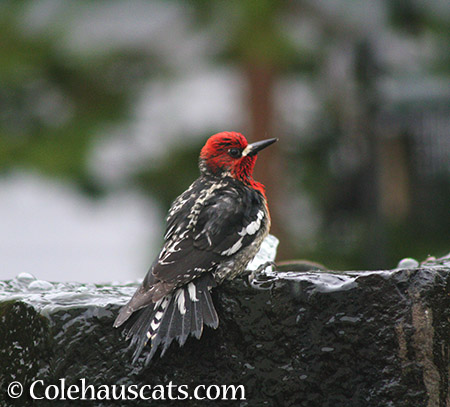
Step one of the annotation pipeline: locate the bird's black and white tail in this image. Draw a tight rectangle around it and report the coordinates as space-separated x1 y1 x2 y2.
123 273 219 364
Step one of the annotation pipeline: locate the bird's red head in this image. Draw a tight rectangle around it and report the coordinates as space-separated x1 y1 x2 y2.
199 131 277 193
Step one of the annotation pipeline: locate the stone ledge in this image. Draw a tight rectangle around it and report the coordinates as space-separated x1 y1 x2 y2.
0 255 449 406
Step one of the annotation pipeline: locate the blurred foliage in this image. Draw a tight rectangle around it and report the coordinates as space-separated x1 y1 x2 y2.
0 0 449 270
0 1 130 186
135 140 203 210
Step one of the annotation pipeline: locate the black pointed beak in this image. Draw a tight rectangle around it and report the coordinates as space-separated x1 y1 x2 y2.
245 138 278 156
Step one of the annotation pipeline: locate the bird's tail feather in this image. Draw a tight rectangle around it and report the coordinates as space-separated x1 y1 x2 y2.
122 274 218 364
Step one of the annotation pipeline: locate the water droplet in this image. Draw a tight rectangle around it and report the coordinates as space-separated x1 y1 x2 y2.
16 272 36 283
396 258 419 269
28 280 54 291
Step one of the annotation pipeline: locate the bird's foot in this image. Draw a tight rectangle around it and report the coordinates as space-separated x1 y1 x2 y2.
247 261 277 290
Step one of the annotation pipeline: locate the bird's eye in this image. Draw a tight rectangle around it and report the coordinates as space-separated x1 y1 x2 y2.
228 148 241 158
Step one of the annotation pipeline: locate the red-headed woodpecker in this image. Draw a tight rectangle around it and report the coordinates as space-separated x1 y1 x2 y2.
114 131 277 364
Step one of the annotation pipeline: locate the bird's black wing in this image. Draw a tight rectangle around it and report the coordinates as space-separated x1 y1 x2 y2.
151 181 266 288
114 180 266 328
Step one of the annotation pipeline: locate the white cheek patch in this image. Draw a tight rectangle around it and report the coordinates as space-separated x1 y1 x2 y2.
242 145 252 156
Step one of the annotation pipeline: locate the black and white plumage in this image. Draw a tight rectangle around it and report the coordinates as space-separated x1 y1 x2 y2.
114 131 277 364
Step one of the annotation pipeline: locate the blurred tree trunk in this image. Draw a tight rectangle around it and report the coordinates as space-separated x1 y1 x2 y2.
235 0 294 260
244 62 293 260
379 135 411 221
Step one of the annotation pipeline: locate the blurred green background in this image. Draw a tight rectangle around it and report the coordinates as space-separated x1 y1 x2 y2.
1 0 449 282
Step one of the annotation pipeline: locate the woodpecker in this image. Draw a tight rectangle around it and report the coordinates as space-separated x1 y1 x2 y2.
114 131 277 364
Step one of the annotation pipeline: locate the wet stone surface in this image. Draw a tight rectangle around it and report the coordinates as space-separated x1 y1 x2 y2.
0 251 449 406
